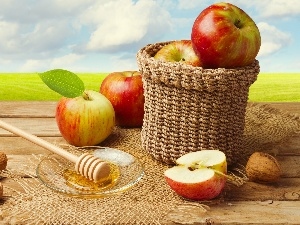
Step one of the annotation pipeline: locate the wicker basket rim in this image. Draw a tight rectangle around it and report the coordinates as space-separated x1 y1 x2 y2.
136 41 260 91
137 40 259 72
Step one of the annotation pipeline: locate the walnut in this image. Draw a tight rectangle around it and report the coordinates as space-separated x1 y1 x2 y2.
246 152 281 183
0 151 8 170
0 182 3 198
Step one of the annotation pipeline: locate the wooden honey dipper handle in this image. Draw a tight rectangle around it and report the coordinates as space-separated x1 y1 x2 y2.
0 120 110 182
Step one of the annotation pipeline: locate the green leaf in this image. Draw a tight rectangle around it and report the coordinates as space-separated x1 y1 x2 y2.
39 69 85 98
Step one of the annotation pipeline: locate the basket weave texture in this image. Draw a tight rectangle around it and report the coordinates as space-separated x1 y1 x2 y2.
136 41 260 165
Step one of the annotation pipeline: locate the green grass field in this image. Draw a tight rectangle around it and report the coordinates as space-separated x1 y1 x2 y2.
0 73 299 101
0 73 108 101
248 73 300 102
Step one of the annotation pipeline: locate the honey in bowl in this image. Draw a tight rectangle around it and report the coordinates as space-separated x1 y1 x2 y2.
63 163 120 191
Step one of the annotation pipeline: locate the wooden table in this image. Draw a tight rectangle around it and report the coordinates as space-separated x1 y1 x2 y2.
0 101 300 224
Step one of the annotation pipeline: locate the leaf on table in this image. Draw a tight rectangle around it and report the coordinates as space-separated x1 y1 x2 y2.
39 69 85 98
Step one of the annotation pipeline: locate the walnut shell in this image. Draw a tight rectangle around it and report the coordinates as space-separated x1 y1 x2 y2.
0 182 3 198
0 152 7 170
246 152 281 183
0 152 8 170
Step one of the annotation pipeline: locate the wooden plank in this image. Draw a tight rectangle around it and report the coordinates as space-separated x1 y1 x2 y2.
274 134 300 155
3 156 40 180
226 177 300 201
265 102 300 114
163 201 300 224
0 118 60 136
0 102 299 118
0 101 56 118
278 155 300 178
0 137 66 155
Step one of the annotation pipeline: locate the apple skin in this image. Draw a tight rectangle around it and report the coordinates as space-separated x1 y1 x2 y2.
56 90 115 147
154 40 202 67
100 71 144 127
191 2 261 69
165 168 227 201
164 150 227 201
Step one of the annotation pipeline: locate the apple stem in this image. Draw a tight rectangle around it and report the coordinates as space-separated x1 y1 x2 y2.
188 162 246 186
213 169 246 187
191 162 247 186
82 91 91 100
130 72 134 77
235 19 242 29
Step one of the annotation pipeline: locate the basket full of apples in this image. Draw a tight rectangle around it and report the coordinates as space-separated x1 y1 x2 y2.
136 2 261 166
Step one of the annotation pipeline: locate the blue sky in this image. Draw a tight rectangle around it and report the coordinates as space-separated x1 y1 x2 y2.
0 0 299 73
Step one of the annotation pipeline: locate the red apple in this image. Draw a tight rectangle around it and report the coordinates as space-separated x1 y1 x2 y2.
164 150 227 201
56 90 115 146
154 40 202 67
191 2 261 69
100 71 144 127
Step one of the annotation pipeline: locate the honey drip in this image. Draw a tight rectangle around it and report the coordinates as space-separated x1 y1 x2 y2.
63 163 120 191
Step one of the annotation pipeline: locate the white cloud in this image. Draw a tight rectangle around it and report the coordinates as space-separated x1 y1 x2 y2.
19 53 84 72
257 22 292 57
257 0 300 18
0 0 95 23
52 0 95 13
0 1 77 58
109 54 139 71
80 0 172 52
232 0 300 18
0 0 173 72
0 0 172 56
26 21 74 53
19 59 49 72
0 20 19 53
177 0 211 10
156 0 177 10
50 54 84 68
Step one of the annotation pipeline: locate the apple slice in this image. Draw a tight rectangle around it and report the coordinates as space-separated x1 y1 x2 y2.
164 150 227 200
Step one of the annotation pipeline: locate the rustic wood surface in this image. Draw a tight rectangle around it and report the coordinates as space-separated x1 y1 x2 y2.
0 101 299 224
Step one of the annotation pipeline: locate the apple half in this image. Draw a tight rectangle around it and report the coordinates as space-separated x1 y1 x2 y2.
164 150 227 201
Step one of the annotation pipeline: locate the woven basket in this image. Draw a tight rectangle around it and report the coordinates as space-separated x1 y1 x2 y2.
136 41 260 165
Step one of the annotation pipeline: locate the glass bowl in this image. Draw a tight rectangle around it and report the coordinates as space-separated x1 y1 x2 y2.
36 147 144 198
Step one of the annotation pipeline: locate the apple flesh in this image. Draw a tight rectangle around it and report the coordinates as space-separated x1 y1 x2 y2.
191 2 261 68
154 40 202 67
56 90 115 147
100 71 144 127
164 150 227 200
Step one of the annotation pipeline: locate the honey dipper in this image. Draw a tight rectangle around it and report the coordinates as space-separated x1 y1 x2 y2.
0 120 110 182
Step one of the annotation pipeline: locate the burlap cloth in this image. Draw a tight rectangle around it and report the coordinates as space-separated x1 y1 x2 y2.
0 104 299 224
